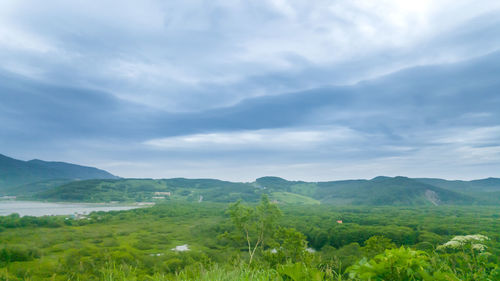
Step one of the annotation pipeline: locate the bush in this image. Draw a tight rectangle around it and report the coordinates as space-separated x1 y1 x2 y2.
0 245 41 264
348 247 433 280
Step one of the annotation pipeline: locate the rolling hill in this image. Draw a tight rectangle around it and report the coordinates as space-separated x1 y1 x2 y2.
36 178 261 203
32 175 499 205
0 153 118 194
314 176 474 205
415 177 500 192
2 153 497 205
256 176 475 205
414 177 500 205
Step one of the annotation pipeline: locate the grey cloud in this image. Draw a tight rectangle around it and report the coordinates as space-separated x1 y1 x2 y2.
2 49 499 146
1 1 500 179
2 0 499 112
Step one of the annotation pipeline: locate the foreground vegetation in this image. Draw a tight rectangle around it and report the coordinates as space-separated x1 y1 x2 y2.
0 198 499 280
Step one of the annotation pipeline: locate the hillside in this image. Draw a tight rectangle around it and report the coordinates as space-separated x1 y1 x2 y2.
315 176 474 205
414 177 500 205
0 153 491 205
415 177 500 192
255 176 475 205
0 153 118 194
10 179 75 196
33 175 493 205
36 178 262 203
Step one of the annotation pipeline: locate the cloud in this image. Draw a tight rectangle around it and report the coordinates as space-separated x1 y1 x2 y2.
1 1 500 180
1 0 500 111
144 127 361 151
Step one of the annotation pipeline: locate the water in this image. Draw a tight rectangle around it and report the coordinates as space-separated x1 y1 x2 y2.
0 201 146 217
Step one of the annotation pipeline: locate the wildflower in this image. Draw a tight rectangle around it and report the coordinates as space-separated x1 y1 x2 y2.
437 234 489 251
471 243 487 252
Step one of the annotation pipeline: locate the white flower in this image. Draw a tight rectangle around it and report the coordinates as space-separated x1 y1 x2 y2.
440 240 462 249
466 234 489 242
438 234 489 251
472 243 487 252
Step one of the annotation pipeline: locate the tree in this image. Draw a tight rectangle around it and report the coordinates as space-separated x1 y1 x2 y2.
227 194 282 265
274 227 310 264
362 235 396 258
263 226 313 267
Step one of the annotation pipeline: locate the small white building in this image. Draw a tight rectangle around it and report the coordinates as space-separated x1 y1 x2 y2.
154 192 171 196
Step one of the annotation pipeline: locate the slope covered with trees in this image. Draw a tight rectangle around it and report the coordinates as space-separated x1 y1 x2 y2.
0 154 118 194
29 175 500 205
3 152 497 206
314 176 474 205
36 178 261 203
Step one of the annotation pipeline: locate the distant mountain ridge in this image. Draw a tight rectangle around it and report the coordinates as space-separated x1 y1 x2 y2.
257 176 475 205
0 153 118 194
2 153 499 205
415 177 500 192
32 175 500 206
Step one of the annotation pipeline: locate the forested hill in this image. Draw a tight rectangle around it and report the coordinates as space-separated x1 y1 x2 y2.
0 153 118 193
257 176 475 205
30 175 500 205
415 177 500 192
2 152 497 205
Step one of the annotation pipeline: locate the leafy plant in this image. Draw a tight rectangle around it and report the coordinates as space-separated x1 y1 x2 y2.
348 247 433 280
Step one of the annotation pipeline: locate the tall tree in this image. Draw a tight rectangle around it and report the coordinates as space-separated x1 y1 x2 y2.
227 194 282 265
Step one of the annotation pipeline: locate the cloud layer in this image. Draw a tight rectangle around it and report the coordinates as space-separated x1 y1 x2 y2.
1 0 500 181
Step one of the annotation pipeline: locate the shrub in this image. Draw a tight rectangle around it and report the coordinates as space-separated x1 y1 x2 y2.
0 245 41 264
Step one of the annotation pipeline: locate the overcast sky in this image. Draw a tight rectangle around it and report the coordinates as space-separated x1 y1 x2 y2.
1 0 500 181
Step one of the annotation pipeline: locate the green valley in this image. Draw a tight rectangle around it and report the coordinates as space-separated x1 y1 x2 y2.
1 200 499 280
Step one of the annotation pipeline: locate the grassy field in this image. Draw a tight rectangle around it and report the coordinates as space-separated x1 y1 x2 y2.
0 202 499 280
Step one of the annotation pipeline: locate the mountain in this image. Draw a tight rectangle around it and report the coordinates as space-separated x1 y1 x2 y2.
33 175 490 206
414 177 500 205
415 178 500 192
314 176 474 205
0 153 118 194
255 176 474 205
37 178 260 203
0 152 492 205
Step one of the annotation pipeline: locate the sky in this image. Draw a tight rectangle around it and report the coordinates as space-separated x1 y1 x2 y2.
1 0 500 181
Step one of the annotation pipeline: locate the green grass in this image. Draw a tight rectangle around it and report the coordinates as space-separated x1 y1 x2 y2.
1 203 499 280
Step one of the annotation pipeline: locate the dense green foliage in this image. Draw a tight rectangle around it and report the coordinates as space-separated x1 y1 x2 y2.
30 176 500 206
2 153 500 206
228 195 282 264
0 153 117 193
10 179 74 197
417 177 500 192
0 201 499 280
315 177 474 205
36 178 261 203
416 178 500 205
2 153 499 206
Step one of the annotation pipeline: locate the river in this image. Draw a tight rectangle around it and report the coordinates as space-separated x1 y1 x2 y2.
0 201 148 216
